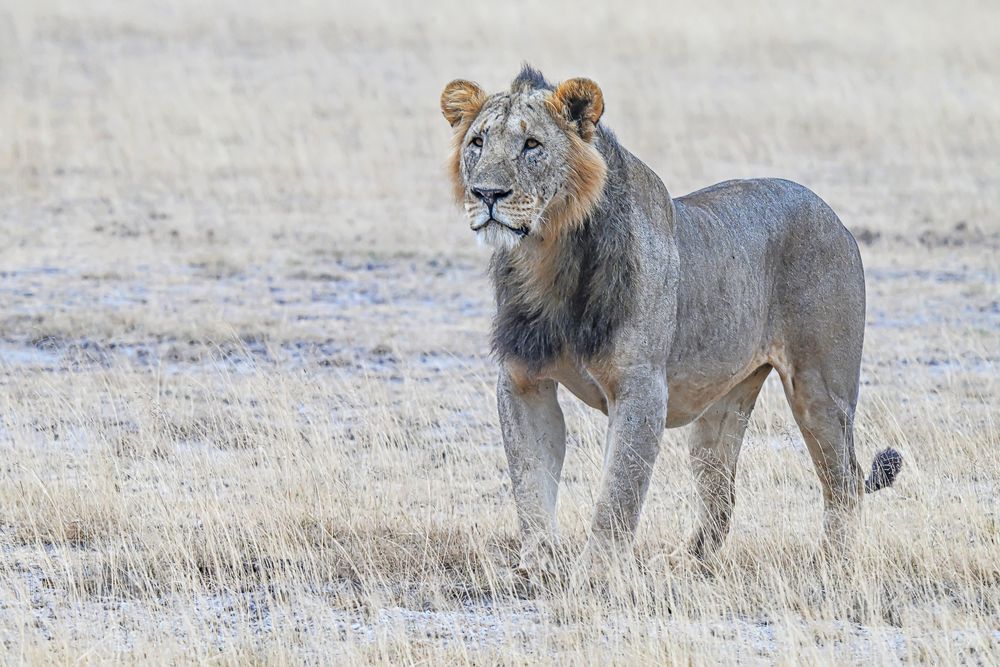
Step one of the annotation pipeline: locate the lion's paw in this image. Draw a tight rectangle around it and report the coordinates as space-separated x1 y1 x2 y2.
511 538 563 590
570 541 642 589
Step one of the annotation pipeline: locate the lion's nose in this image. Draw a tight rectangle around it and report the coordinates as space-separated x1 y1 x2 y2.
471 187 513 206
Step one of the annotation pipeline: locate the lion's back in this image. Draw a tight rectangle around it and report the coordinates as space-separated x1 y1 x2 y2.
673 177 862 284
667 177 865 385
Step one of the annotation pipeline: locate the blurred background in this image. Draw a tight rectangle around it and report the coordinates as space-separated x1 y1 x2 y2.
2 0 998 271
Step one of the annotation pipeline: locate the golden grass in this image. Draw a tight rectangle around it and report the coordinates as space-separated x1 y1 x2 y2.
1 0 998 663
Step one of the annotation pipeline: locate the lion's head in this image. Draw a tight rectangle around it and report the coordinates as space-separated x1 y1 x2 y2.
440 67 608 250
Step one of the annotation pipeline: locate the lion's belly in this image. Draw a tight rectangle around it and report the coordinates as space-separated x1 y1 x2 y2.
551 354 769 428
662 355 770 427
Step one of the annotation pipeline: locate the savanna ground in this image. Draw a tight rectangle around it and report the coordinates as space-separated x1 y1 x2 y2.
1 0 998 663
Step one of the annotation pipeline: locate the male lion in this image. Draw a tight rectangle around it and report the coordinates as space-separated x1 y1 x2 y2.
440 66 902 575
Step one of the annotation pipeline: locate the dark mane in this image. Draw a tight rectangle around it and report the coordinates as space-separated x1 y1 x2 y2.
511 64 555 92
490 133 635 370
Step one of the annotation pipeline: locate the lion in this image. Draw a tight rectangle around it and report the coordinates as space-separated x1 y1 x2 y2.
440 66 902 575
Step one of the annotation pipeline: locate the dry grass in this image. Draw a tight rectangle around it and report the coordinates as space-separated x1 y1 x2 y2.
1 0 999 663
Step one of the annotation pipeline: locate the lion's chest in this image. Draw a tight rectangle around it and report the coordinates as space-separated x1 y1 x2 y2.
488 217 636 371
491 300 573 370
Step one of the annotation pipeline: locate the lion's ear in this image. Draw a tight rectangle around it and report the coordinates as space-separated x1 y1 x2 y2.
548 78 604 141
440 79 487 128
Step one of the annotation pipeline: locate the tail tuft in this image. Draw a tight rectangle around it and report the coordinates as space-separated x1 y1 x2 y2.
865 448 903 493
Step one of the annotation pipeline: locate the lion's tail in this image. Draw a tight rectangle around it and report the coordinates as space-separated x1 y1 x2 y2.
864 448 903 493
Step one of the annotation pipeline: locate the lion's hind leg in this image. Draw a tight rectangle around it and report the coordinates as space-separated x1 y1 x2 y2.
684 364 771 561
775 360 866 553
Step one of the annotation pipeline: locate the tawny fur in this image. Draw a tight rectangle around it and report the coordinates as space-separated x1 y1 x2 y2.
541 132 607 238
546 78 605 141
441 79 488 202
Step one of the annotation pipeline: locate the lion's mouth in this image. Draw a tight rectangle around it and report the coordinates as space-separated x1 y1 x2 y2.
471 218 529 238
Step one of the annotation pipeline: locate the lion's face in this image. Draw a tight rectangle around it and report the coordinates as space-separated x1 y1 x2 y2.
441 74 608 250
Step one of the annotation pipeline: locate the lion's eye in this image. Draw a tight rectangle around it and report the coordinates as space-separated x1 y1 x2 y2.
524 138 541 150
470 136 483 148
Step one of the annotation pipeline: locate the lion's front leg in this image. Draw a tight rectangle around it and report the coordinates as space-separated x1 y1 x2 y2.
583 372 667 570
497 369 566 578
